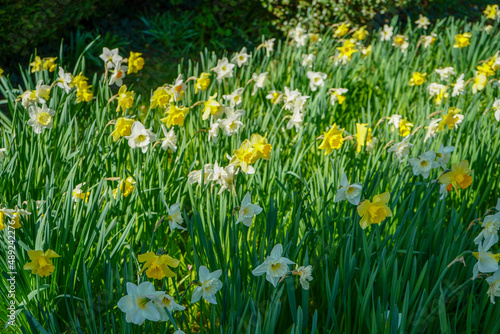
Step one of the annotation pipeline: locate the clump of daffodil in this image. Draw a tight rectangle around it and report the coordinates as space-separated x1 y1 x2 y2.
334 22 350 38
30 56 57 73
111 117 135 142
357 192 392 229
116 85 134 113
138 251 180 280
318 123 344 154
195 72 211 93
439 160 473 193
113 176 135 198
127 52 144 74
23 249 60 277
453 32 472 48
437 107 464 131
161 103 189 128
71 73 93 103
409 72 427 86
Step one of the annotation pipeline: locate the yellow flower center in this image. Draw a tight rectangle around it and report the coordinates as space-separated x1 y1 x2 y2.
136 297 149 309
36 112 52 126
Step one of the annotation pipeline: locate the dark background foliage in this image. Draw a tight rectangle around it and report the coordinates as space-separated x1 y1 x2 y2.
0 0 496 89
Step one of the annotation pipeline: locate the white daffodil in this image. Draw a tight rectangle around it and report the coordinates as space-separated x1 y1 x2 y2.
56 67 72 93
421 34 436 48
295 265 313 290
72 183 89 203
428 82 447 98
21 80 51 108
153 292 185 321
27 103 56 134
262 38 276 57
286 110 304 131
334 173 362 205
380 25 394 41
451 74 466 97
330 88 348 106
125 121 156 153
474 212 500 252
160 125 177 152
306 71 327 91
301 54 315 68
219 109 245 136
188 164 214 185
472 243 500 280
231 47 251 67
117 282 162 325
236 192 263 227
217 164 238 195
435 67 455 81
212 57 235 82
252 244 295 287
166 203 186 232
436 144 454 169
492 98 500 122
191 266 223 304
208 120 220 142
290 24 308 46
223 87 244 108
388 136 413 162
388 114 402 129
486 270 500 304
252 72 268 95
408 151 439 179
109 61 128 87
415 15 431 29
99 47 122 69
424 118 440 142
172 74 187 102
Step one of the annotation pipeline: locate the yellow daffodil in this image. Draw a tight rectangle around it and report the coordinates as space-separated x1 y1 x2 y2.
195 72 211 93
353 26 369 40
23 249 60 277
117 85 134 112
138 251 180 280
30 56 43 72
111 117 135 142
42 57 57 72
336 40 358 61
76 81 93 103
150 87 172 109
484 5 498 20
439 160 472 192
399 119 413 137
202 94 222 120
127 52 144 74
409 72 427 86
453 33 471 48
71 73 89 90
472 73 487 94
355 123 369 153
113 176 135 198
334 23 350 38
250 134 272 160
161 103 189 128
318 123 344 155
438 107 464 131
0 67 4 77
477 63 495 77
357 192 392 229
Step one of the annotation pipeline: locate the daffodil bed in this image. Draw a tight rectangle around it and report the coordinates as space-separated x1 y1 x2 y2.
1 8 500 334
